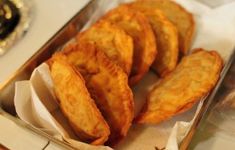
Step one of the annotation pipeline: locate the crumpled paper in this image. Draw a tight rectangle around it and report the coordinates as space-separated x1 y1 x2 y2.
14 0 235 150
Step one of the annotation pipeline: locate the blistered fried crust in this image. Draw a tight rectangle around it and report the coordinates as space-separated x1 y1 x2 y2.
77 20 133 75
130 0 195 54
135 49 223 124
149 10 178 76
128 7 178 77
48 53 110 145
62 43 134 145
101 5 157 85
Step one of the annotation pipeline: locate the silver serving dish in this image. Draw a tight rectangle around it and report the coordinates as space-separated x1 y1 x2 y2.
0 0 234 149
0 0 32 55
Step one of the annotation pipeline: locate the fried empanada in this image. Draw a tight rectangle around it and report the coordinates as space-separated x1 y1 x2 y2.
130 0 195 55
63 43 134 145
48 53 110 145
77 20 133 75
135 49 223 124
101 5 157 85
126 6 178 77
148 10 178 77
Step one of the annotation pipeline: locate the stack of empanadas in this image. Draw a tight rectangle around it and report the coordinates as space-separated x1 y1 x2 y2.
45 0 223 147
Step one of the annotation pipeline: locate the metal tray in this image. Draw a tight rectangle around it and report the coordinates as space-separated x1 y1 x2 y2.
0 0 234 149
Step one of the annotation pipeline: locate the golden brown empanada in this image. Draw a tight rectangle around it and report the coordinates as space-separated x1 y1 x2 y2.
63 43 134 145
49 53 110 145
77 20 133 75
125 5 179 77
130 0 195 55
101 5 157 85
136 49 223 124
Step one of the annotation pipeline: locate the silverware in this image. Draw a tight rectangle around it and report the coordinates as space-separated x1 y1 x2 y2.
0 0 31 55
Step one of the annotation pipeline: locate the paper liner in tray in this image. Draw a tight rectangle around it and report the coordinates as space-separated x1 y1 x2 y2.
14 0 235 149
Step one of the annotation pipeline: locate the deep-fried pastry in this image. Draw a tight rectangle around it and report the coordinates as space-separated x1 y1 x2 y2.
125 6 179 77
101 5 157 84
130 0 195 54
142 9 178 77
77 20 133 75
48 53 110 145
135 49 223 124
62 43 134 145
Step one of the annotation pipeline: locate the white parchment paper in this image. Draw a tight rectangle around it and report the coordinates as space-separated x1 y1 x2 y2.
14 0 235 150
